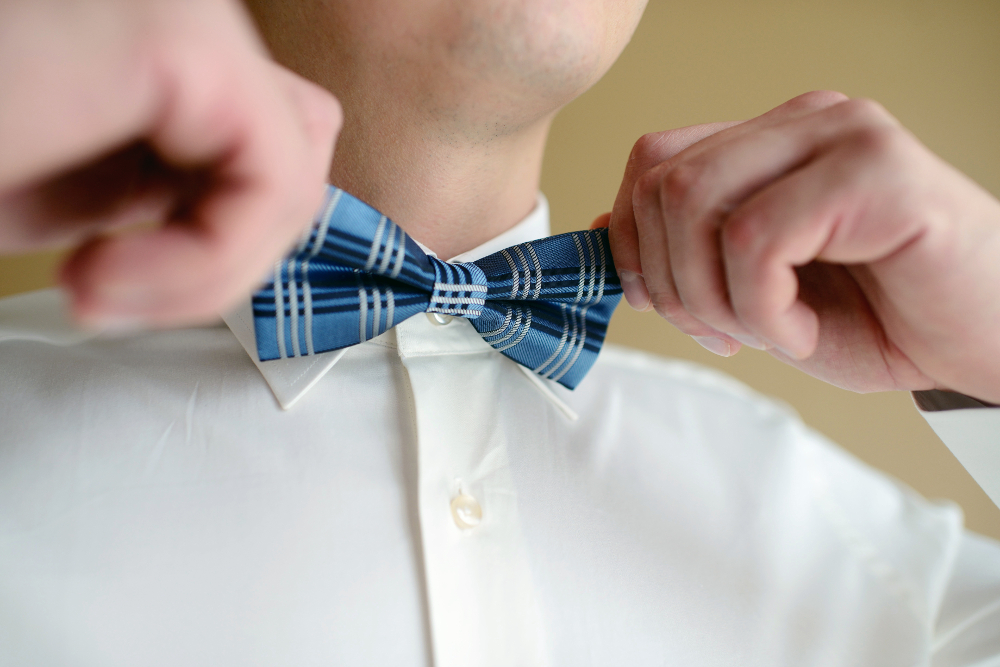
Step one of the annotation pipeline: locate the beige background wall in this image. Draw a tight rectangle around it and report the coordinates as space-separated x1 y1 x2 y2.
1 0 999 537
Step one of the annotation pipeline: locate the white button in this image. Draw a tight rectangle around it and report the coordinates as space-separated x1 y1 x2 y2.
450 493 482 529
426 313 454 326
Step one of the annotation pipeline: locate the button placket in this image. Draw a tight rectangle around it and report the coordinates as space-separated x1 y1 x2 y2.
398 346 549 667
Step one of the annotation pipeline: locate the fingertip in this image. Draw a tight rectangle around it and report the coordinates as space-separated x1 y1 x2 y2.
58 234 150 327
618 269 651 311
769 301 820 360
58 235 103 314
57 227 236 329
589 212 611 229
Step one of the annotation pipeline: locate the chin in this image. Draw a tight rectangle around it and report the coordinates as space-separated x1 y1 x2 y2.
450 0 648 108
244 0 648 133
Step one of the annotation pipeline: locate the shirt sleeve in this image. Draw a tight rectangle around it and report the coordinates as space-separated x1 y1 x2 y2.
916 393 1000 665
932 532 1000 666
915 390 1000 510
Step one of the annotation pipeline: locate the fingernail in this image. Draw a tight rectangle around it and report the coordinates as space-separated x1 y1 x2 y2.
693 336 733 357
618 270 651 311
732 334 767 350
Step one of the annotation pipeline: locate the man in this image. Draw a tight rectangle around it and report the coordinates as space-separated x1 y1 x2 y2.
1 1 999 666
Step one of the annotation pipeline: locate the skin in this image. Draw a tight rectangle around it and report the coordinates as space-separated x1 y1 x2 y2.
600 92 1000 403
242 0 648 259
0 0 342 329
249 0 1000 404
2 0 998 403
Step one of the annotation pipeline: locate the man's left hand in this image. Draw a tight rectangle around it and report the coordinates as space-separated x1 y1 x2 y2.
602 91 1000 403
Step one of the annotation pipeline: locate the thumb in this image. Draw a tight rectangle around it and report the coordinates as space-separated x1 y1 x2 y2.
589 212 611 229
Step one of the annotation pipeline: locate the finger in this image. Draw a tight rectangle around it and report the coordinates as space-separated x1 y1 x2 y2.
0 0 269 193
609 91 849 311
721 132 920 358
0 0 278 263
610 121 742 311
657 93 852 342
0 2 157 192
611 122 743 272
660 157 768 345
659 97 897 342
0 141 182 253
659 91 850 171
777 262 936 391
629 166 741 357
64 59 342 327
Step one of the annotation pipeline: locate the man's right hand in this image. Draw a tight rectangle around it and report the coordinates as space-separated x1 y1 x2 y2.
0 0 342 329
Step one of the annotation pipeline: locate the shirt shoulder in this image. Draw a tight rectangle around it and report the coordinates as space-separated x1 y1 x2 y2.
567 344 964 618
0 289 261 416
0 288 235 355
581 342 798 423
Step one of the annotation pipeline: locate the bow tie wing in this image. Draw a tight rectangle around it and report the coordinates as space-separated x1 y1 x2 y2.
470 229 623 389
253 188 437 361
253 187 624 389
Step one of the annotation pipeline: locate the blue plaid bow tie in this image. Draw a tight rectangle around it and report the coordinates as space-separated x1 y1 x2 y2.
252 186 622 389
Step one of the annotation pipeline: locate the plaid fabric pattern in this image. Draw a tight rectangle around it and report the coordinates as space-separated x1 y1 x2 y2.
253 186 623 389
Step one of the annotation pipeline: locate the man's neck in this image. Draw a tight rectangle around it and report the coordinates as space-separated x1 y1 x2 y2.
241 1 580 259
329 107 553 260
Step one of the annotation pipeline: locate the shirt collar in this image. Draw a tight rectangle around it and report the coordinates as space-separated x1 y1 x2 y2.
223 193 551 410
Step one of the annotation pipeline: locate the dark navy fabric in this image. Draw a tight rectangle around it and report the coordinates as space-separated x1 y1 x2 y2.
253 186 622 389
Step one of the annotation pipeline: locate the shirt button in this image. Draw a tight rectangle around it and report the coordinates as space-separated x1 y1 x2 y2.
450 493 482 530
426 313 454 326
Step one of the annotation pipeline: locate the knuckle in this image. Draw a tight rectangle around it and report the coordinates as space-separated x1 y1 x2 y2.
676 276 741 328
284 72 345 145
787 90 850 112
629 131 681 167
722 208 767 256
846 124 906 159
648 291 686 321
649 295 714 336
659 163 699 202
837 97 893 125
629 132 662 162
658 163 707 213
632 167 666 212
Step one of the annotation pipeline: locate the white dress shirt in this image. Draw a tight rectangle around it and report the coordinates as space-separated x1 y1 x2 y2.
2 195 1000 667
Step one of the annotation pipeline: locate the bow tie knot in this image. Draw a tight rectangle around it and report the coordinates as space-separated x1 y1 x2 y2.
425 257 489 320
252 186 622 389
